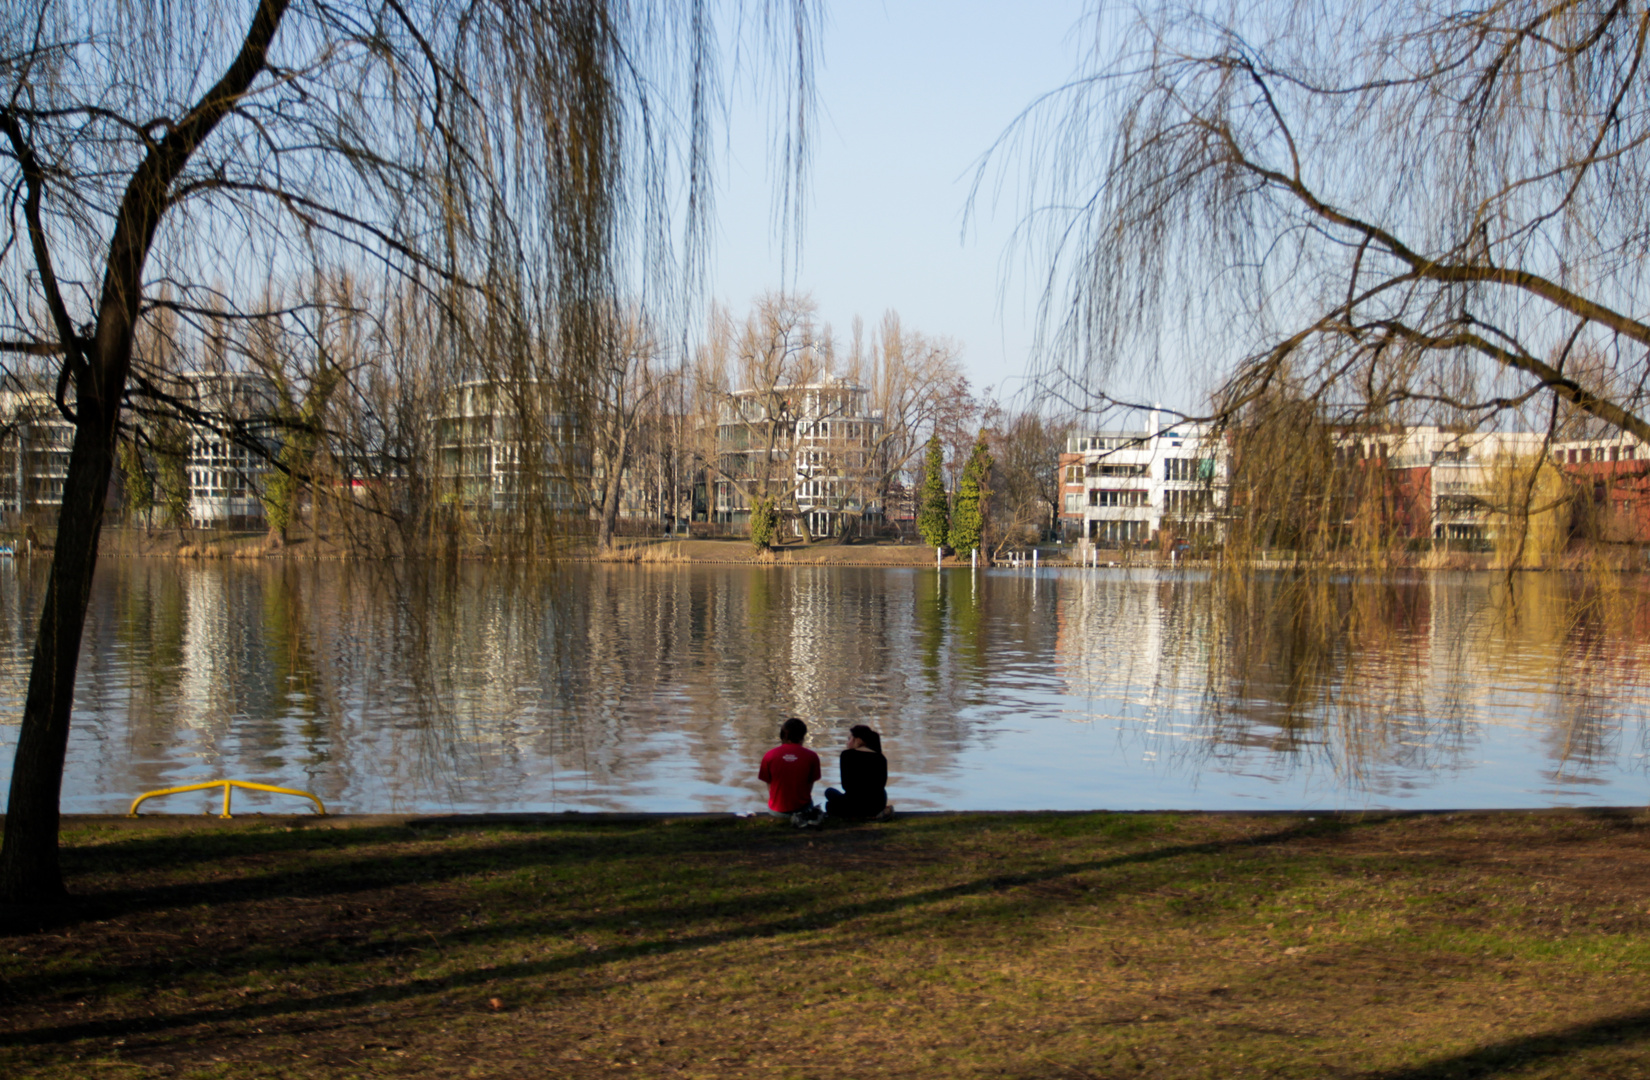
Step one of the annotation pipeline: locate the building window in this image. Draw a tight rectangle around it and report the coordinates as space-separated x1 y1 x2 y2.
1164 457 1213 481
1090 519 1146 545
1164 489 1212 513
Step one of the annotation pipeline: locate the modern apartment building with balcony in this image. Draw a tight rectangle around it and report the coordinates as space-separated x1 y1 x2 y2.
432 379 586 514
712 378 885 538
1059 415 1227 549
180 371 283 529
0 373 74 522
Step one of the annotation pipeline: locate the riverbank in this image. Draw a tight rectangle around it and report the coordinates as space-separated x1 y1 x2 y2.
81 529 1099 566
52 527 1650 570
586 536 1022 566
4 809 1650 1078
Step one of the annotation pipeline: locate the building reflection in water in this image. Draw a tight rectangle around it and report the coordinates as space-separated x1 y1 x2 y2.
0 562 1646 812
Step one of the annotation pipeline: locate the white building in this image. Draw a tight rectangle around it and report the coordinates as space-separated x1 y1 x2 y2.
713 378 885 538
1366 426 1551 543
182 371 282 528
0 374 74 521
432 379 585 513
1060 417 1227 549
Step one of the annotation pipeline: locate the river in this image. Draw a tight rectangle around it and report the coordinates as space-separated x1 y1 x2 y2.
0 560 1644 813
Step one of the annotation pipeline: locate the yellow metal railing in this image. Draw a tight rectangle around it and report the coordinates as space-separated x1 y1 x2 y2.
128 780 327 819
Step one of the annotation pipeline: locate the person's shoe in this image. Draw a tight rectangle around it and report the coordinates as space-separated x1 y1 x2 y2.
794 805 824 828
874 802 895 822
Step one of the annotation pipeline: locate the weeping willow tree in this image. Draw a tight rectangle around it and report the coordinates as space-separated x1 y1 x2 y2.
984 0 1650 565
991 0 1650 448
981 0 1650 758
0 0 816 904
1490 455 1572 571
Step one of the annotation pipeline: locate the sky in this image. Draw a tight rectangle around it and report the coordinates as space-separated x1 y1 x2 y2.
705 0 1096 405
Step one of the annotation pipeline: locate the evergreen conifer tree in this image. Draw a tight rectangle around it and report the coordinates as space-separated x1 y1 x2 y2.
949 430 994 557
917 434 950 549
749 495 777 549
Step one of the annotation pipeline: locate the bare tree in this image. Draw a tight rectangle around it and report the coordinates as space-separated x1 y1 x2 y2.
705 293 825 542
585 309 667 551
0 0 815 904
984 404 1069 549
845 311 969 536
988 0 1650 457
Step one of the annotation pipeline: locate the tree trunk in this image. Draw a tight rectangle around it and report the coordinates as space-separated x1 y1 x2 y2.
0 0 288 905
0 407 116 901
597 426 630 551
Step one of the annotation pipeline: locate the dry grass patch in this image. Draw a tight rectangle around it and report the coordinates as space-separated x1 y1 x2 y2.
2 811 1650 1078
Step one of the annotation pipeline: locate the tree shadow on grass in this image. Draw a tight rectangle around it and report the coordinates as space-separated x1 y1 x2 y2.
10 818 776 927
0 816 1383 1049
15 812 1336 934
1355 1008 1650 1079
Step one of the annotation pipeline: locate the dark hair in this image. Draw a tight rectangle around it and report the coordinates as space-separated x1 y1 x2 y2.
779 717 808 744
849 724 882 754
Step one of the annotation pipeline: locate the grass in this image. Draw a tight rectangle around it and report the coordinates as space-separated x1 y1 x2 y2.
3 810 1650 1077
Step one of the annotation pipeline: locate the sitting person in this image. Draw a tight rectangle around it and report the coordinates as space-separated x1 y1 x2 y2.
823 724 893 820
758 717 822 823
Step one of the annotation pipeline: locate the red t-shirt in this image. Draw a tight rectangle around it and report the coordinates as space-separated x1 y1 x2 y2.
758 742 821 812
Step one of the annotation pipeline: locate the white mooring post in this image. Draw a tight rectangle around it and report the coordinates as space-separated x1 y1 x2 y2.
971 548 978 569
1033 549 1038 570
936 545 942 568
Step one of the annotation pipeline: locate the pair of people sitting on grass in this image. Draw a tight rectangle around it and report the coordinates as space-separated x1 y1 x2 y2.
758 717 893 827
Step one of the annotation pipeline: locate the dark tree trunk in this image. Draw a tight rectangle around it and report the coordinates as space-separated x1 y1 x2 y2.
0 404 117 900
0 0 288 905
597 426 630 551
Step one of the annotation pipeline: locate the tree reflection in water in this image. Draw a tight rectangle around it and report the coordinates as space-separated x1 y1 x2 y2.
0 562 1644 812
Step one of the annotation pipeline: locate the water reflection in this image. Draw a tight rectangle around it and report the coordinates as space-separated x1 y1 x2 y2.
0 562 1645 813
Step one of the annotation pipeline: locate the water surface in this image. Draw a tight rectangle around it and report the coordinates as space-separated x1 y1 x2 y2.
0 561 1643 813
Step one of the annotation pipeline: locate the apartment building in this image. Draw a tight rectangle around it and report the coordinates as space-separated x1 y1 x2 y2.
0 374 74 522
1059 416 1227 549
181 371 283 529
1549 432 1650 544
432 379 585 513
1058 419 1650 554
712 379 885 538
0 370 285 529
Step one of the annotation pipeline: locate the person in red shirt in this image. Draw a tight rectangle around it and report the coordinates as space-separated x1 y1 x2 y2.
758 717 822 823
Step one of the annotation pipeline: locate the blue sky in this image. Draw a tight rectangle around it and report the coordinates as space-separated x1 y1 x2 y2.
706 0 1094 403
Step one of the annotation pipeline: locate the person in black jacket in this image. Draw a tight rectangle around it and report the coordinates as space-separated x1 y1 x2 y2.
823 724 892 820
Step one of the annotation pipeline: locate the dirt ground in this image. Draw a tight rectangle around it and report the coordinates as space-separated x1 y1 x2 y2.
591 536 1100 566
4 810 1650 1078
90 529 1043 566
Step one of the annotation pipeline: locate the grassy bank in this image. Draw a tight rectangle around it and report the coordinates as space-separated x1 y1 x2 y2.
587 537 965 566
4 810 1650 1078
84 530 1001 566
